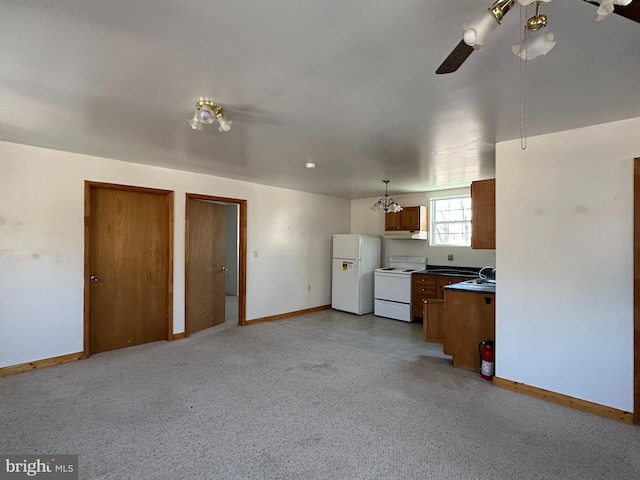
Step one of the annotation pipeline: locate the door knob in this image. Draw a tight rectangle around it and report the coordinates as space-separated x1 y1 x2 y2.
90 275 99 282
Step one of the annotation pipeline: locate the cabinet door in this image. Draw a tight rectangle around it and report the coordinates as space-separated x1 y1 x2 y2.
471 178 496 249
444 290 495 371
400 206 428 231
423 299 445 343
384 211 402 231
401 206 420 230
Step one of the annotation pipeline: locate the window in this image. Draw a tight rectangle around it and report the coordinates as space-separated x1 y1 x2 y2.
430 195 472 246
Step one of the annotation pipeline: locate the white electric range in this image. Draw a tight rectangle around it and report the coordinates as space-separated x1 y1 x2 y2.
374 256 427 322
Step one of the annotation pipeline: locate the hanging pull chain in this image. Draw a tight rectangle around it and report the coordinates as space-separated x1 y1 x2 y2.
520 3 528 150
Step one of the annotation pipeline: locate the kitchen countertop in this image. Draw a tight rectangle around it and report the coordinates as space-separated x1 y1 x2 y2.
413 266 496 292
414 266 481 278
444 279 496 294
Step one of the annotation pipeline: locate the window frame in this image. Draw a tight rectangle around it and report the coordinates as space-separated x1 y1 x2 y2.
429 194 472 247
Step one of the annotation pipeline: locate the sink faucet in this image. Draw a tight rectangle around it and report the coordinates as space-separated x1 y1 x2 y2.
479 266 496 280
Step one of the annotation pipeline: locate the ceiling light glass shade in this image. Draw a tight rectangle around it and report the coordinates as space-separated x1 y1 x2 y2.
463 10 499 49
371 198 403 213
511 29 556 60
517 0 552 6
595 0 632 21
216 115 232 132
189 113 204 131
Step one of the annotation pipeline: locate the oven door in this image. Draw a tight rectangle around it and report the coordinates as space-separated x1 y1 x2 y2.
374 272 411 303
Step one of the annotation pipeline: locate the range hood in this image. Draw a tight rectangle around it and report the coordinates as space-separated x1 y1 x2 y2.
384 230 428 240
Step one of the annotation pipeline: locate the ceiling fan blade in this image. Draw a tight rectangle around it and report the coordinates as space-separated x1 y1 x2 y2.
436 39 475 74
582 0 640 24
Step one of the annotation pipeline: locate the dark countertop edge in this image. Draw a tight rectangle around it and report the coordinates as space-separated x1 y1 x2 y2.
444 284 496 294
413 266 481 277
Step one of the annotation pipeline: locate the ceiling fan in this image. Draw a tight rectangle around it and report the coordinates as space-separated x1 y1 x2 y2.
436 0 640 74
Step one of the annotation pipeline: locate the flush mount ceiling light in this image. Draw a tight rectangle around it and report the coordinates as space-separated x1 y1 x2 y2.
305 161 317 169
189 98 232 132
371 180 403 214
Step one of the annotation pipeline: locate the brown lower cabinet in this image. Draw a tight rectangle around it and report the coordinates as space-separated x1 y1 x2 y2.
443 289 495 371
412 273 473 320
423 299 444 343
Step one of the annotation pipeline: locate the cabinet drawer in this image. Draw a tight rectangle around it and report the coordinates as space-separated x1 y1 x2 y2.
412 275 435 286
413 286 436 297
436 276 474 299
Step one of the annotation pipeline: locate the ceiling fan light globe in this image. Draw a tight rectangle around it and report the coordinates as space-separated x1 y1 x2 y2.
517 0 552 5
511 30 556 60
463 10 499 48
596 0 632 21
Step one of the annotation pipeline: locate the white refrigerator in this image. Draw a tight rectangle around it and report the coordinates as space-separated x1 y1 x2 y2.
331 234 381 315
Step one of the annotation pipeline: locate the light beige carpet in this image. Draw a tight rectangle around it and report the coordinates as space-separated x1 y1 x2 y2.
1 316 639 479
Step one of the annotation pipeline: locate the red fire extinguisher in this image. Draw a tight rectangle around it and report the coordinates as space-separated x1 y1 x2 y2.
479 340 494 380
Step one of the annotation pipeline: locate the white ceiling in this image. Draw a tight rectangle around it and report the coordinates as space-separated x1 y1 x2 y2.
1 1 639 198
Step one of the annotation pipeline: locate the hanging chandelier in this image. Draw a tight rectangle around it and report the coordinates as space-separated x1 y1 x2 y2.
371 180 403 213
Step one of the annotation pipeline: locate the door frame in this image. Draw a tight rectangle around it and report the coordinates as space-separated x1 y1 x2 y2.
185 193 247 334
83 181 174 357
634 158 640 425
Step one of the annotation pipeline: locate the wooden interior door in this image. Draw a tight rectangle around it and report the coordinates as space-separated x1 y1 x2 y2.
88 186 171 354
186 199 226 334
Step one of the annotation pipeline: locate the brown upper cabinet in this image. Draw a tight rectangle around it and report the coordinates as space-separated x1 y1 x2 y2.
385 206 428 231
471 179 495 249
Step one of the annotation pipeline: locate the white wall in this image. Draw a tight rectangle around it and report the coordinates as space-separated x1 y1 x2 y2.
351 189 496 268
0 141 350 368
496 117 640 412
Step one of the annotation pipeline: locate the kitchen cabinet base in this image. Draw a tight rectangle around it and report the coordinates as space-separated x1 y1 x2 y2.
423 299 444 343
444 289 495 371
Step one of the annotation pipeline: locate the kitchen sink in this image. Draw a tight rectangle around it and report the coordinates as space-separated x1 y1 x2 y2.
451 278 496 292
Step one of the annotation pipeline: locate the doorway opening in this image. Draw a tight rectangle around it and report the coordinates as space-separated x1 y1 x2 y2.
634 157 640 425
185 193 247 335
